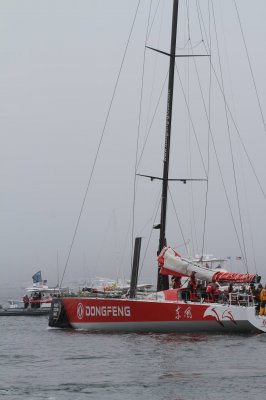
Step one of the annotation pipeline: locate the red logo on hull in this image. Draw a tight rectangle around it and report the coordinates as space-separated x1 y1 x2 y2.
77 303 85 320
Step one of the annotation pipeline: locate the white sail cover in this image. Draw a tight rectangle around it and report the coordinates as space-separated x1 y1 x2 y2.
158 247 215 281
158 247 259 283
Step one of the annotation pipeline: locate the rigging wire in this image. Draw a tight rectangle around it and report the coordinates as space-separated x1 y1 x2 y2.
210 61 266 202
196 0 266 268
137 3 209 264
59 0 142 287
219 2 257 272
147 0 202 51
175 62 210 257
176 38 190 50
147 0 162 41
138 188 161 277
174 64 207 177
138 209 159 235
176 39 203 50
200 0 212 259
185 0 199 257
233 0 266 138
136 71 169 170
190 46 248 270
117 217 132 283
142 0 165 163
197 1 266 203
187 1 247 264
169 186 190 257
211 1 249 272
196 0 211 50
196 0 205 40
239 150 258 274
131 0 153 267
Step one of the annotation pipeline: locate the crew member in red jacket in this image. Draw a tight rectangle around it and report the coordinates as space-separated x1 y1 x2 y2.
206 282 219 302
189 272 196 291
171 276 181 289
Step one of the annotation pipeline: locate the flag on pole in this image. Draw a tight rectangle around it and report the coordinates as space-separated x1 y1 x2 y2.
32 270 42 283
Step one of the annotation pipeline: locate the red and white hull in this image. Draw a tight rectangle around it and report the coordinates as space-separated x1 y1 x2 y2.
49 296 266 334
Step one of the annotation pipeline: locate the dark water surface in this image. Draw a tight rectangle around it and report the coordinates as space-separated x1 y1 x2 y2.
1 293 266 399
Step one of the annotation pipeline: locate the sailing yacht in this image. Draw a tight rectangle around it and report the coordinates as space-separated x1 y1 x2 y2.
48 0 266 333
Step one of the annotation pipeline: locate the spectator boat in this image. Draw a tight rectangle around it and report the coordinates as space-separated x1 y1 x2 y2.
0 271 68 316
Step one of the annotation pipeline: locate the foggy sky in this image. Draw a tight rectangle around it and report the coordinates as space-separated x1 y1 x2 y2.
1 0 266 289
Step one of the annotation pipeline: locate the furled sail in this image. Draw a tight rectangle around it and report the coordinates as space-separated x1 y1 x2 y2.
158 247 260 283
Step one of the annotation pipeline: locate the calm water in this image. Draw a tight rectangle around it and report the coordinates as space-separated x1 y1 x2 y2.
1 290 266 399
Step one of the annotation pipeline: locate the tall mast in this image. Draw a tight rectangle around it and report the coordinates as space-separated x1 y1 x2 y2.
157 0 179 291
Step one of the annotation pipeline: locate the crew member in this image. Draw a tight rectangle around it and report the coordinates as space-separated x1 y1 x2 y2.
171 276 181 289
228 283 233 294
189 272 197 292
188 272 197 300
213 283 220 302
259 284 266 316
196 281 203 297
206 282 213 301
206 282 219 302
256 283 263 314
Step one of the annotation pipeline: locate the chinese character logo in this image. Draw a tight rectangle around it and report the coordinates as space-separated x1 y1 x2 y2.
175 306 181 320
184 306 192 319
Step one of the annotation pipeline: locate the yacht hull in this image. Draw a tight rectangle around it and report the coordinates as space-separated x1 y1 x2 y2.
49 297 266 333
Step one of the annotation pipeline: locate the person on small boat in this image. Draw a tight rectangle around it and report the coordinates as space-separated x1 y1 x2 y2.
23 294 29 309
31 291 41 308
259 284 266 316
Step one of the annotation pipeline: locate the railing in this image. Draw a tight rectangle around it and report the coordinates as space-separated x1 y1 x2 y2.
177 288 256 307
228 292 254 307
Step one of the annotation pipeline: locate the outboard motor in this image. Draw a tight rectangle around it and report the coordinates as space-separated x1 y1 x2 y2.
48 298 71 328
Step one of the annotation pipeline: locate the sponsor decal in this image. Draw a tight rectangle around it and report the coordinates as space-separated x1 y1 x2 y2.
77 303 85 320
184 306 192 319
175 306 192 320
85 305 131 318
175 306 181 320
203 306 236 326
222 310 235 323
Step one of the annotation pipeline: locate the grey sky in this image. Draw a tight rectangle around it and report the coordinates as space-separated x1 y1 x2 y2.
1 1 266 289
